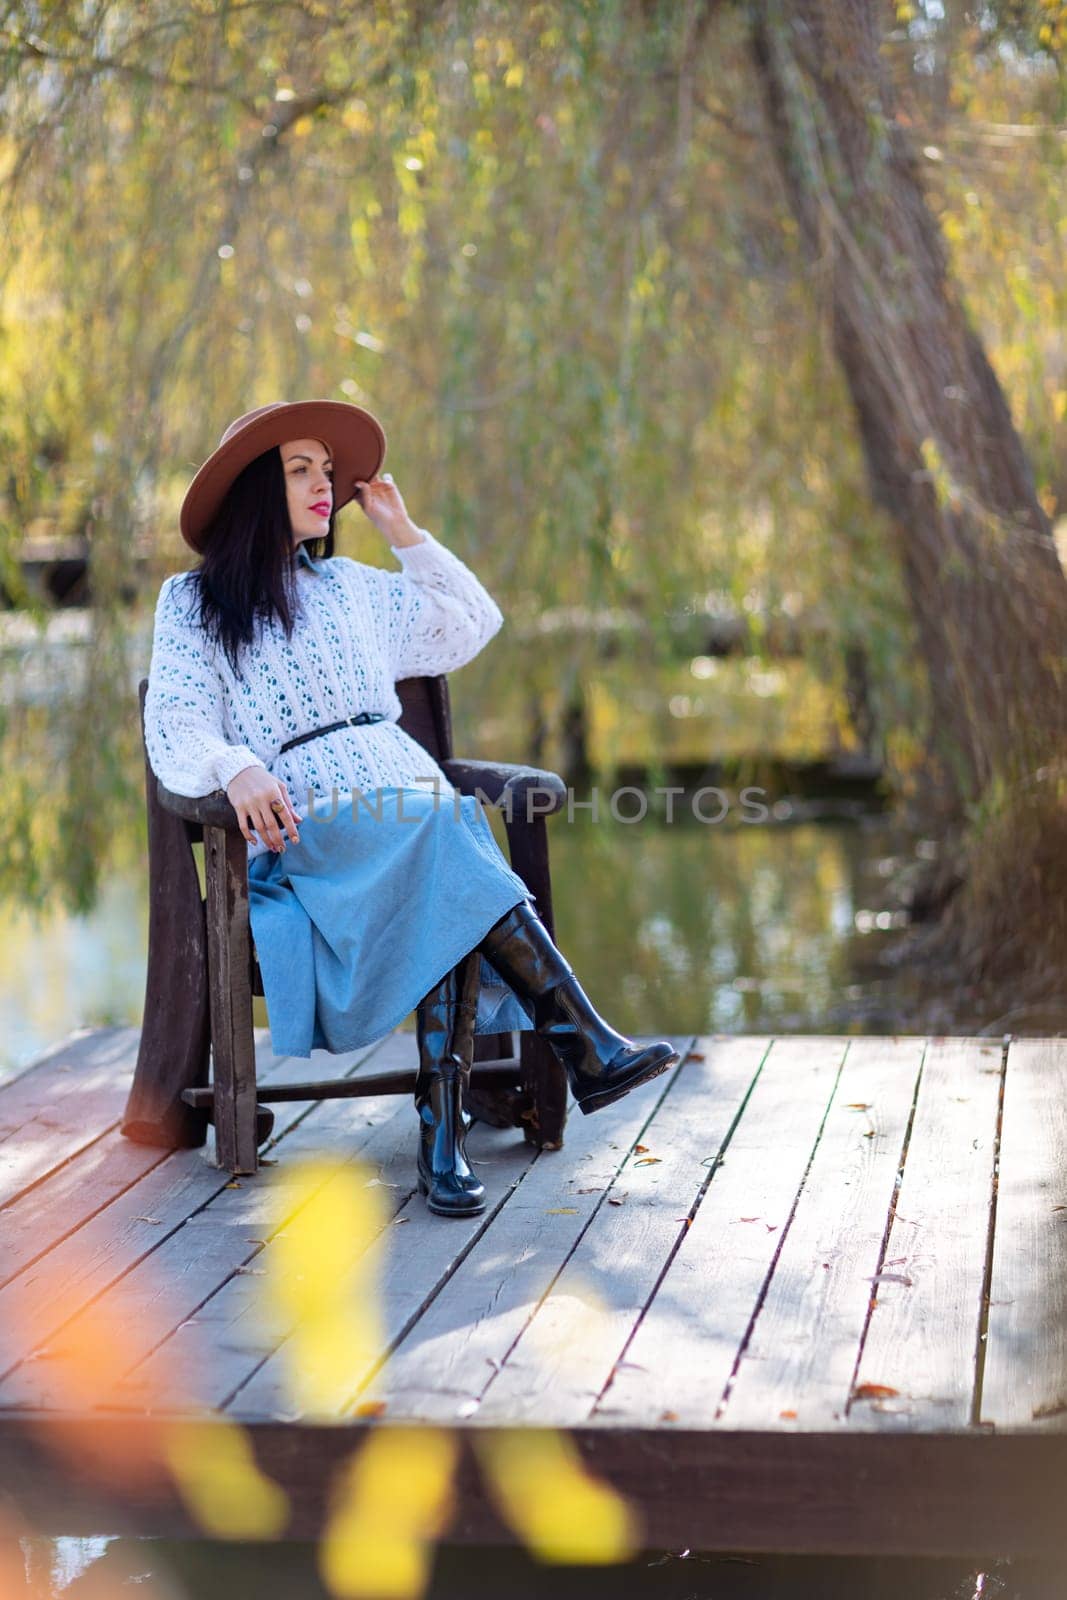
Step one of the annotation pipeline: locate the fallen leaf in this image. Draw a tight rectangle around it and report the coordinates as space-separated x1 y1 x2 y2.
660 1410 678 1422
685 1052 706 1062
1032 1398 1067 1420
634 1157 662 1167
853 1382 900 1400
607 1198 625 1207
133 1216 163 1225
634 1144 650 1154
225 1181 242 1189
234 1267 266 1276
353 1400 387 1418
765 1224 778 1232
740 1216 760 1223
779 1409 797 1420
547 1208 578 1215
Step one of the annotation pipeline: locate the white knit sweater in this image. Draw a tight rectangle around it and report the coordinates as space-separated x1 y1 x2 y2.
143 531 503 860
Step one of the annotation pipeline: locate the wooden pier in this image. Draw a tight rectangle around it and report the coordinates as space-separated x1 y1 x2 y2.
1 1026 1066 1559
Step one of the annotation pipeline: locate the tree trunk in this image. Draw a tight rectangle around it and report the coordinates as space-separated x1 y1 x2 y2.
748 0 1067 812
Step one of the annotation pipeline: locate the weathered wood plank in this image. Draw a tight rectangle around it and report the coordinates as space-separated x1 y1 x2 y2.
0 1029 274 1293
474 1036 768 1425
0 1036 391 1406
203 823 259 1174
981 1037 1067 1430
7 1420 1067 1557
719 1035 926 1429
0 1136 168 1293
848 1037 1002 1431
350 1040 694 1424
228 1104 544 1421
594 1035 849 1428
59 1084 418 1414
0 1029 141 1209
112 1042 434 1411
0 1028 127 1135
0 1027 137 1140
144 1111 538 1418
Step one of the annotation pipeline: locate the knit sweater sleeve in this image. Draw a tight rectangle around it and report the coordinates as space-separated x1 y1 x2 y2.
143 574 268 797
380 529 504 680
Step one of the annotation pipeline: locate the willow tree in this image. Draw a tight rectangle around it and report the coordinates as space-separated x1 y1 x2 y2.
0 0 914 907
745 0 1067 982
1 0 1064 996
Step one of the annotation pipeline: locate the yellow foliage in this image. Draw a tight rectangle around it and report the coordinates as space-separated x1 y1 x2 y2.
266 1159 388 1419
165 1418 289 1539
477 1429 640 1564
342 102 372 134
320 1428 457 1599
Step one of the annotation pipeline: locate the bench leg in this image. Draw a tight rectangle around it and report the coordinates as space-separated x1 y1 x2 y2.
204 824 259 1174
504 812 568 1147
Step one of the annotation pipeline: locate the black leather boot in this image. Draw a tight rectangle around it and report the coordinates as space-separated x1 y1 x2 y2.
477 901 678 1114
414 951 486 1217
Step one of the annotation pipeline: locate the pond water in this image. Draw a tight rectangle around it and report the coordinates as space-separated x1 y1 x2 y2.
12 1531 1058 1598
0 794 976 1083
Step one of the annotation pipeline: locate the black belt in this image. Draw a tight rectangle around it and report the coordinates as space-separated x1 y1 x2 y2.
279 712 388 755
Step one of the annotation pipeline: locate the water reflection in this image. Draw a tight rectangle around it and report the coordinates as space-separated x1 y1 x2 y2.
2 796 940 1080
13 1533 1046 1598
0 597 969 1079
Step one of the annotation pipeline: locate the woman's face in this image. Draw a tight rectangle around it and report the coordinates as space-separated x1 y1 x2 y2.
281 437 333 544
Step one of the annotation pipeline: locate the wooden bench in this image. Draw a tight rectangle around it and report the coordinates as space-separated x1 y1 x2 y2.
121 673 569 1173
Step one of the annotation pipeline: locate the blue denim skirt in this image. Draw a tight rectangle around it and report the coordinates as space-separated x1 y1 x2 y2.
247 786 536 1059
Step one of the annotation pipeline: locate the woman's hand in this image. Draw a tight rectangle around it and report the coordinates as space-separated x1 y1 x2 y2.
226 766 301 852
352 472 425 548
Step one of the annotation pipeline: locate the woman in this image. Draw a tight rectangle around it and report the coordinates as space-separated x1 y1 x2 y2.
144 399 678 1218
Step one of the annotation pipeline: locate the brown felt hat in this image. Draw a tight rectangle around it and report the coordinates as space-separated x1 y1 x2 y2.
179 399 387 551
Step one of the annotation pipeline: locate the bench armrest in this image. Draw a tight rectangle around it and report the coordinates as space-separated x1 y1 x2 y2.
156 782 242 830
158 760 570 829
441 759 568 819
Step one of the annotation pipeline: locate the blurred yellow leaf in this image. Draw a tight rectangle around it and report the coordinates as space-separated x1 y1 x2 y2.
320 1427 457 1598
266 1159 387 1417
165 1418 289 1539
477 1429 640 1564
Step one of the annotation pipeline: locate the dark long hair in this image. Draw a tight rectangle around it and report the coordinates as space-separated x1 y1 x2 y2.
185 446 336 674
